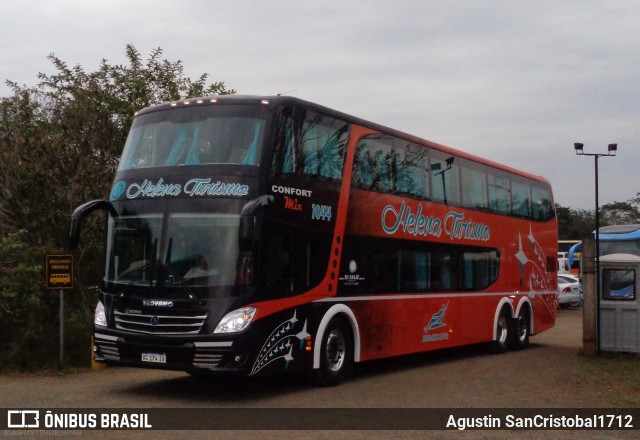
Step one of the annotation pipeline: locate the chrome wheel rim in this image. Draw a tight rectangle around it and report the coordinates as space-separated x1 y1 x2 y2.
497 313 508 344
517 315 528 342
325 329 346 372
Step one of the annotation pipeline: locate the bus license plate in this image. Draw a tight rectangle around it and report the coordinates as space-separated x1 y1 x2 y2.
141 352 166 364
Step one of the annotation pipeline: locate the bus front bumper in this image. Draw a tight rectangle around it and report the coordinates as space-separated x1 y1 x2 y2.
93 331 253 375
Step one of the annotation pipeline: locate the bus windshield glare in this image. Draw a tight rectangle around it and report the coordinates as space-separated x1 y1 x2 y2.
105 213 244 290
118 104 267 170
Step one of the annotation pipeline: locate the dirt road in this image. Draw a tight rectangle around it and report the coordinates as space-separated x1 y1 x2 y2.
1 308 638 439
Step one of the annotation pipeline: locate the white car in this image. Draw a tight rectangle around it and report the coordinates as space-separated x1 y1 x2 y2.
558 274 581 308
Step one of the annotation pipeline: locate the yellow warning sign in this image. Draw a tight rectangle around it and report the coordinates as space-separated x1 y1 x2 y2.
46 254 73 289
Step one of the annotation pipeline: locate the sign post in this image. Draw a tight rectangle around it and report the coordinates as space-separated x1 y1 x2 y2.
45 254 73 368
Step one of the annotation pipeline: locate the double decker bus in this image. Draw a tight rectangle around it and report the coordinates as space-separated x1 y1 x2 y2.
71 95 557 385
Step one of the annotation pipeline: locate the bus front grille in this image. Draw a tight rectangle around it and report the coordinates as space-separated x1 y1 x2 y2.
193 350 224 368
94 337 120 361
114 308 208 335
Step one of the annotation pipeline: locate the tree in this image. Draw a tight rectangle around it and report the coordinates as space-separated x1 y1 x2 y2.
556 203 595 240
0 45 234 369
600 201 640 225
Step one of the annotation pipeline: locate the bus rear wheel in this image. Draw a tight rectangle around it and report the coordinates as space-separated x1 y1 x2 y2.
314 317 353 386
493 307 510 353
509 308 530 350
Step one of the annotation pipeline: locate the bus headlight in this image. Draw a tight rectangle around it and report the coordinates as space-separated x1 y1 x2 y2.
94 301 107 327
214 307 257 334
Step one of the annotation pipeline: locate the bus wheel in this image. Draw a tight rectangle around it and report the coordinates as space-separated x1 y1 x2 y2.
315 318 353 386
493 308 510 353
509 308 530 350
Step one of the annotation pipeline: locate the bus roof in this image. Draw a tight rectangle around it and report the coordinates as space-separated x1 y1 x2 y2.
568 224 640 265
135 95 552 186
599 224 640 234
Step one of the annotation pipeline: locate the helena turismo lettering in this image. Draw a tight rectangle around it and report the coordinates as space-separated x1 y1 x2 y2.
382 201 490 241
110 178 249 201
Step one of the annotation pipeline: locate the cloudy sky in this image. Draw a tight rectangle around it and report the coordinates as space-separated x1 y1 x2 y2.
2 0 638 210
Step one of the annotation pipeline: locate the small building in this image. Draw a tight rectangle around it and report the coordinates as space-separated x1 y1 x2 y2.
599 254 640 353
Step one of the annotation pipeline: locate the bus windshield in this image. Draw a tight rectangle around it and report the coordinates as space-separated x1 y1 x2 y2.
118 104 268 170
600 240 640 256
105 213 244 290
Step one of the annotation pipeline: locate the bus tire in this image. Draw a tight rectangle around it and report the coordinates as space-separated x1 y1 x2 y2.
493 307 511 353
314 317 353 387
509 307 530 350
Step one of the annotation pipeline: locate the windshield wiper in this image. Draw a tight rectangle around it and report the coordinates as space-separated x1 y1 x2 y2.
118 267 150 299
119 278 137 299
163 237 203 305
164 263 203 305
120 238 158 298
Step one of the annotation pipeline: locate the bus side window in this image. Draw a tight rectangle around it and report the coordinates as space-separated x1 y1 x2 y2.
262 232 295 295
511 179 531 217
339 235 499 294
429 151 460 205
352 135 428 199
488 172 511 214
532 184 554 221
271 107 348 181
260 220 332 298
395 140 428 199
352 135 394 193
460 159 488 209
271 107 297 175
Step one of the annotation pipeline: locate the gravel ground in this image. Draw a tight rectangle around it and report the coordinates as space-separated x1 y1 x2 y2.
1 307 638 439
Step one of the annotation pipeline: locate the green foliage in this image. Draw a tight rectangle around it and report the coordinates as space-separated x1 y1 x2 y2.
556 203 595 240
0 231 55 370
601 201 640 225
557 196 640 240
0 44 234 370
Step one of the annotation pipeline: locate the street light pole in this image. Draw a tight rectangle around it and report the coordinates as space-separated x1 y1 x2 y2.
573 142 617 353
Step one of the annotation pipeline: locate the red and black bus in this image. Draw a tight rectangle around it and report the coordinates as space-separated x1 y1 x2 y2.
71 95 558 385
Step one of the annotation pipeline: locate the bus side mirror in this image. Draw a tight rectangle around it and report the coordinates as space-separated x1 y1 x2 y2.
239 215 255 251
238 195 273 251
69 199 117 249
